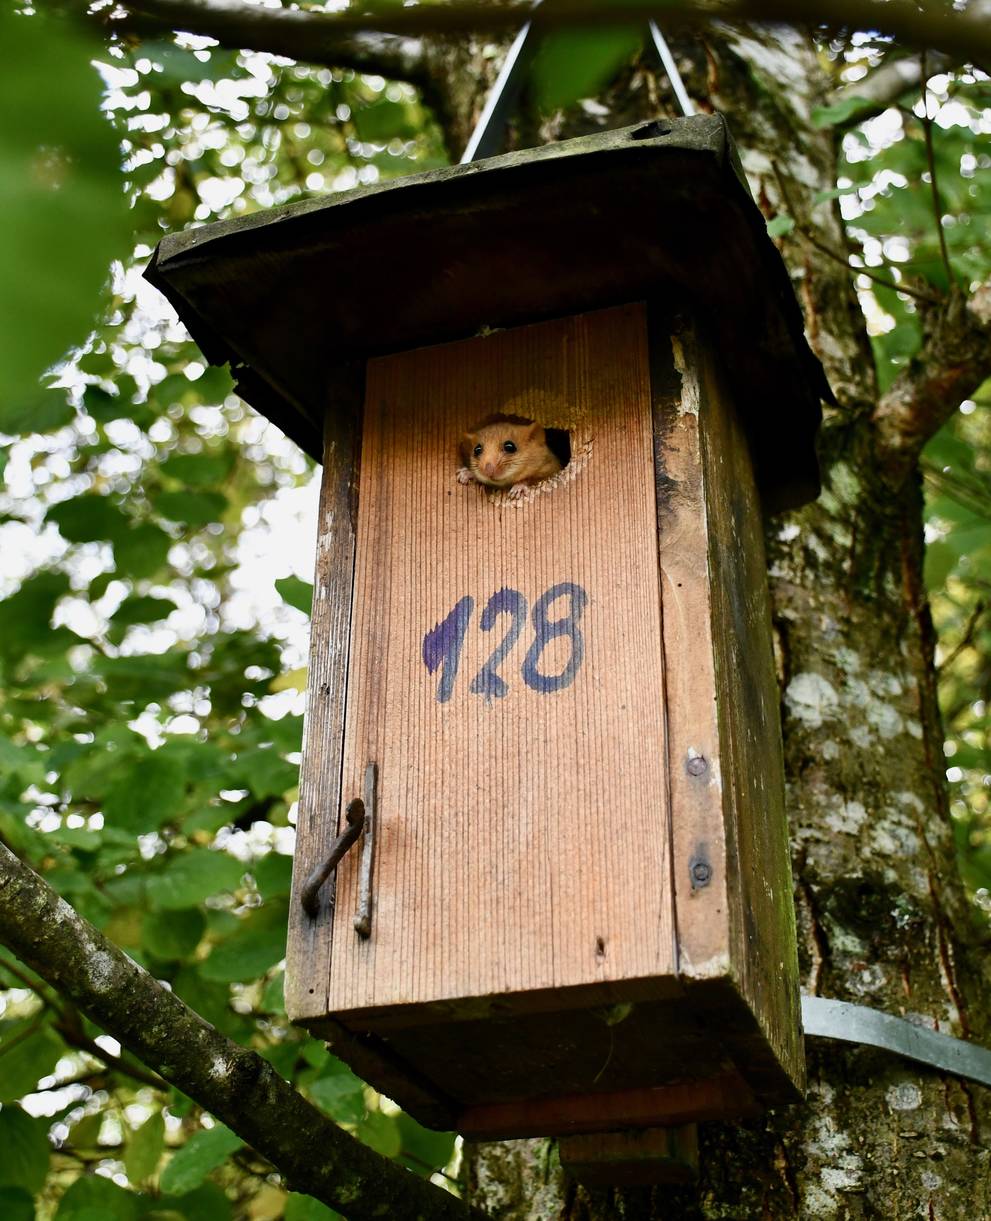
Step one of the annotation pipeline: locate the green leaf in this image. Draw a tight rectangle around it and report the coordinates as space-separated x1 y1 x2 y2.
284 1195 344 1221
812 95 873 128
307 1062 365 1124
142 907 205 961
67 1113 103 1151
0 8 129 405
159 1124 242 1196
189 365 235 403
146 850 244 911
155 1183 233 1221
396 1113 457 1177
160 450 235 487
0 1187 33 1221
766 214 795 238
925 539 958 592
54 1175 139 1221
351 99 421 143
110 595 177 629
0 1021 63 1101
124 1111 165 1185
0 572 70 660
812 185 860 205
252 853 293 900
234 749 298 800
0 387 74 436
47 494 130 544
533 26 643 111
82 386 127 423
200 899 288 983
356 1110 402 1158
152 491 228 527
93 652 190 704
103 753 185 834
114 523 173 579
275 576 313 616
260 969 285 1015
0 1106 50 1195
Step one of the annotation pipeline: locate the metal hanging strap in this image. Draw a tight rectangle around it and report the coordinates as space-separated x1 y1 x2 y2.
802 994 991 1089
461 4 694 165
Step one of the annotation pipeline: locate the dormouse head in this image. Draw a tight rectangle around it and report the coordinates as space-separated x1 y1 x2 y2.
461 416 545 488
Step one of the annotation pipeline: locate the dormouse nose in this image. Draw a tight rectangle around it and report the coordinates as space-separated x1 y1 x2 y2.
482 461 498 477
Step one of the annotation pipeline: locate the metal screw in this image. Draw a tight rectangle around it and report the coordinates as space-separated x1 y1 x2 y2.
691 859 712 886
686 755 708 777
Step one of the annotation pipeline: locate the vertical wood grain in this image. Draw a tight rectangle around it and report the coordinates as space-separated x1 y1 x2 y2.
650 317 731 979
327 304 674 1017
286 372 361 1022
697 342 805 1094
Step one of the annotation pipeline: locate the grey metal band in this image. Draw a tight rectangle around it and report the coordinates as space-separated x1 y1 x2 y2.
802 994 991 1089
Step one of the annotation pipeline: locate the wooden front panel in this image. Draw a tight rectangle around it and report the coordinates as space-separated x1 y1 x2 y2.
326 304 674 1016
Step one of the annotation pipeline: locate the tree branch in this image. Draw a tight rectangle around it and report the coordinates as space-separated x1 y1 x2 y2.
104 0 991 69
920 53 957 289
771 160 940 305
0 843 483 1221
830 54 944 127
873 280 991 486
104 0 432 90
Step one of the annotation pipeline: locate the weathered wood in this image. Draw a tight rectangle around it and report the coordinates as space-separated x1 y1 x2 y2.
652 313 803 1102
286 369 362 1022
558 1125 699 1187
328 303 674 1018
650 315 731 982
695 334 805 1097
457 1073 758 1141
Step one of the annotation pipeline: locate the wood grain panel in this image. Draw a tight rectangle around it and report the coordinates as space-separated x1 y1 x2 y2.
286 374 361 1022
650 318 731 979
327 304 674 1017
697 339 805 1097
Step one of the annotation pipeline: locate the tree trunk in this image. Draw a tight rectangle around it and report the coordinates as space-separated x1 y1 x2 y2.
437 27 991 1220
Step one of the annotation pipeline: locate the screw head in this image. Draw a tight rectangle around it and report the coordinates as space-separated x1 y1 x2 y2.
691 860 712 886
686 755 708 777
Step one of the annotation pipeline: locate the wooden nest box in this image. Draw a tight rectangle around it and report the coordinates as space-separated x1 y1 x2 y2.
146 115 829 1141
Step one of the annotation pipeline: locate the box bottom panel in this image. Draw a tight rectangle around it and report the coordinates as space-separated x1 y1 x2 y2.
305 978 803 1137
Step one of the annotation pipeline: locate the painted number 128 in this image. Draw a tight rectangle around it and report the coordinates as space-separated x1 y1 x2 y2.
422 582 589 704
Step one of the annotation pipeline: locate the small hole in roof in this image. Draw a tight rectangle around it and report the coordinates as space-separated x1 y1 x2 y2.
630 121 672 140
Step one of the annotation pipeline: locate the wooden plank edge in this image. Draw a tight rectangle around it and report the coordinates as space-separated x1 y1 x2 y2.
559 1125 699 1187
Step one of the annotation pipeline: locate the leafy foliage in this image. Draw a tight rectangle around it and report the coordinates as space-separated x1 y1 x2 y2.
0 15 453 1218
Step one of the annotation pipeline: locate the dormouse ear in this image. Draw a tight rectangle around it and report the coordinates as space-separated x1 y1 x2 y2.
461 433 477 462
526 422 545 443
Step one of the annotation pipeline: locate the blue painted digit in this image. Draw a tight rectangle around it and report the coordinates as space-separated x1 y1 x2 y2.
423 595 474 703
522 582 588 694
470 587 528 701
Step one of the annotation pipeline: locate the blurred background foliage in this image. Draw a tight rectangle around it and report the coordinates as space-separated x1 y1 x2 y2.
0 3 989 1218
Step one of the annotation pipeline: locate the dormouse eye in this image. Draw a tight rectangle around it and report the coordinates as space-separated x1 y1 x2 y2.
503 441 517 454
473 444 483 457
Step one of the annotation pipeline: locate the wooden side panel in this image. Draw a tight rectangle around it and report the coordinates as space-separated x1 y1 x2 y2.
697 341 805 1096
327 304 674 1016
286 374 361 1022
650 316 731 980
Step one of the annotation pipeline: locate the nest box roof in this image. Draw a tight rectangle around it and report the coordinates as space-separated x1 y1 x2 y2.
145 114 829 512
